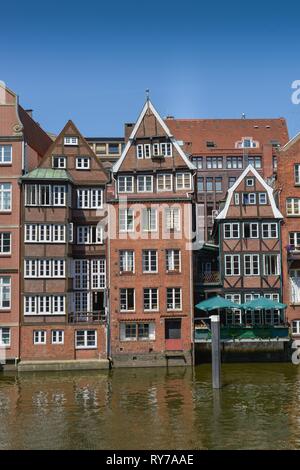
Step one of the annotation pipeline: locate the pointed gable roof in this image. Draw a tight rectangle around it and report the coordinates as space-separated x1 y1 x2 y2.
112 99 196 173
38 120 109 184
216 164 283 220
280 130 300 152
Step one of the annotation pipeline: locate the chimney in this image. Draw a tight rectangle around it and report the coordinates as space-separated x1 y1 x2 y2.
124 122 134 142
25 109 33 118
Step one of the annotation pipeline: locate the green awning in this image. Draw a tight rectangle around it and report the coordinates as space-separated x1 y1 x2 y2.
21 168 73 182
195 295 242 311
241 298 287 310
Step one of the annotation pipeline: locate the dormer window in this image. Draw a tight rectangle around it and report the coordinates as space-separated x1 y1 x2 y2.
137 144 144 159
246 178 254 187
52 156 66 169
153 143 160 157
259 193 267 205
206 141 216 148
236 137 259 149
243 193 256 205
64 136 78 146
76 157 90 170
160 143 172 157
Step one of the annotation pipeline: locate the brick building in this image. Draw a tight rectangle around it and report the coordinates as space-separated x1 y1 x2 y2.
19 120 109 365
163 118 289 305
0 83 52 364
194 164 289 356
277 134 300 338
108 99 195 367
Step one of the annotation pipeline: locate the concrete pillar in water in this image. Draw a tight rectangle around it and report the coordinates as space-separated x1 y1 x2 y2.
210 314 221 389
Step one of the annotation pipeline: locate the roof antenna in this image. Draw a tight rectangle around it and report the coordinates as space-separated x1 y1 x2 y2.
241 113 246 119
146 89 150 102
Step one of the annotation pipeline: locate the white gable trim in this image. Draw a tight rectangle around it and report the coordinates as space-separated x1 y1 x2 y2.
112 100 195 173
281 131 300 152
216 164 283 220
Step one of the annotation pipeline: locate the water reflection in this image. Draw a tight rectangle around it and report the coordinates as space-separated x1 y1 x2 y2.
0 364 300 449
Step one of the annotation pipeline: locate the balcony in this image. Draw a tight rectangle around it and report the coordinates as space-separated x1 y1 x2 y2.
286 246 300 260
68 311 106 324
194 325 290 343
197 271 221 285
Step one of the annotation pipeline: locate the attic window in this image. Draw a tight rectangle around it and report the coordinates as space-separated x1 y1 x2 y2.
236 137 259 149
52 156 66 169
270 140 280 148
206 141 216 148
64 136 78 146
76 157 90 170
246 178 254 187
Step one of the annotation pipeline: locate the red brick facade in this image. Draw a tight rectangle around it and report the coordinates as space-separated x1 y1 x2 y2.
108 100 194 366
277 136 300 336
0 84 52 362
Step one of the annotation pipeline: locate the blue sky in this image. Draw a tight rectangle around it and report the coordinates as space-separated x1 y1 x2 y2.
1 0 300 138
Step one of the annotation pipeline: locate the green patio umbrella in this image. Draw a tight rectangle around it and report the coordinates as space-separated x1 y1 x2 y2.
195 295 242 311
241 298 287 310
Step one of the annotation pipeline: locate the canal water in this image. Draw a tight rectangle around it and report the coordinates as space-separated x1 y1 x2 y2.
0 363 300 450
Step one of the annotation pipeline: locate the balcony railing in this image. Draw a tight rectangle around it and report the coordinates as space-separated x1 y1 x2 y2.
68 311 106 324
198 271 221 285
194 325 290 342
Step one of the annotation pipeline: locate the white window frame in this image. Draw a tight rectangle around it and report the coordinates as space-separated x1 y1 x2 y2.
0 232 11 254
243 222 258 239
234 193 239 205
77 188 103 209
75 330 97 349
144 144 151 158
166 287 182 311
166 249 181 272
120 288 135 312
292 320 300 335
64 136 78 146
136 144 144 159
33 330 46 345
0 183 12 212
118 176 134 193
24 259 66 279
160 142 172 157
295 164 300 185
176 173 192 190
77 225 103 245
119 250 135 273
76 157 90 170
164 207 180 231
224 223 240 239
51 330 64 344
119 208 134 232
137 175 153 193
263 254 280 276
142 250 158 273
225 255 240 276
0 145 12 164
287 198 300 216
262 223 278 239
244 254 260 276
0 327 10 346
120 322 155 341
143 288 159 311
0 276 11 310
157 174 173 192
52 156 66 169
142 208 157 232
24 296 66 315
259 193 267 205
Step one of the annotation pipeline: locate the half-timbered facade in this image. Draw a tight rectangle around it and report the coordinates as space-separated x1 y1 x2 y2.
20 121 109 364
108 99 195 367
216 164 285 326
